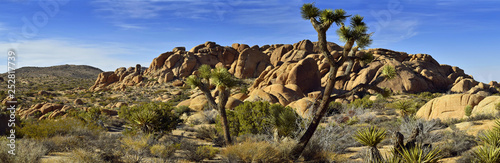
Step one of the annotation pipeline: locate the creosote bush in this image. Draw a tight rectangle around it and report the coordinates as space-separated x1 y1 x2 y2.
19 117 102 139
220 101 301 138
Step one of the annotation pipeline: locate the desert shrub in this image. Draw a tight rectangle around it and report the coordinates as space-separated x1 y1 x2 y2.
69 148 106 163
348 96 373 109
418 92 442 100
195 126 221 141
221 101 300 137
399 118 443 145
465 105 473 117
18 117 102 139
221 141 289 162
181 140 219 162
149 143 180 161
121 133 154 162
303 123 361 157
0 138 48 163
120 102 181 134
387 99 419 118
174 105 191 116
439 128 477 158
360 52 374 66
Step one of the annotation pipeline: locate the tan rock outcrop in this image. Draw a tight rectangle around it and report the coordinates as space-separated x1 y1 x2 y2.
230 48 271 79
416 94 485 120
471 96 500 117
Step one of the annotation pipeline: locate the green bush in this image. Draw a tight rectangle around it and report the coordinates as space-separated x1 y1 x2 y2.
19 117 102 139
120 102 181 134
465 105 473 117
349 96 373 109
220 101 300 137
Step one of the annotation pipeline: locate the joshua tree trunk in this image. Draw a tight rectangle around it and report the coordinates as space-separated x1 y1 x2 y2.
198 84 232 145
290 21 343 159
217 87 232 145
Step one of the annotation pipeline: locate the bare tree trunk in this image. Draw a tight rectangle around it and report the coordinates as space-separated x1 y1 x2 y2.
290 27 342 159
217 87 232 145
368 146 383 163
198 84 232 145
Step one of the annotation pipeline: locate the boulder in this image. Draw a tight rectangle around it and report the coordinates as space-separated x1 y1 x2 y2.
293 39 314 53
189 95 208 111
451 78 478 93
416 94 485 120
262 84 304 106
39 103 64 114
245 89 279 104
231 93 249 101
74 99 84 105
270 44 293 66
231 48 271 79
471 96 500 117
287 97 315 118
225 97 244 110
286 57 321 93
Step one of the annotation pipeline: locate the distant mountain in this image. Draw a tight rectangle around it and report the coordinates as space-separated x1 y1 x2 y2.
4 64 103 79
0 65 103 92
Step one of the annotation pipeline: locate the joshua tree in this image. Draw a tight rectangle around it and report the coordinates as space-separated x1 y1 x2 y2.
290 3 395 159
186 65 237 145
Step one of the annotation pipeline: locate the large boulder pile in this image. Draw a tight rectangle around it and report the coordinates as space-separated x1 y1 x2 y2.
18 103 74 120
90 64 144 91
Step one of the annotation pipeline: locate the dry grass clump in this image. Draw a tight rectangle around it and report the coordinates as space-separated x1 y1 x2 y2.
221 141 290 162
0 138 48 163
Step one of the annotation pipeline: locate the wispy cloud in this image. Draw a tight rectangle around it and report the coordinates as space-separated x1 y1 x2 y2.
368 18 419 46
0 39 146 72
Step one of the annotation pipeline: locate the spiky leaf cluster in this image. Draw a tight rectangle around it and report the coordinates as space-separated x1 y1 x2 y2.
186 65 237 90
354 126 386 147
382 65 397 79
336 15 373 49
300 3 348 27
396 144 443 163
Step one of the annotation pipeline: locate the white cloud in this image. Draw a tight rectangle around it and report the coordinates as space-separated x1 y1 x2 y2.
0 39 146 72
369 19 419 46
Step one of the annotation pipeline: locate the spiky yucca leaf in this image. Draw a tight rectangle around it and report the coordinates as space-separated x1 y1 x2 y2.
198 64 212 80
131 109 158 133
479 129 500 147
472 145 500 163
397 144 442 163
350 15 366 27
319 9 334 24
186 75 201 88
355 126 386 147
301 3 320 20
382 65 397 79
211 67 237 89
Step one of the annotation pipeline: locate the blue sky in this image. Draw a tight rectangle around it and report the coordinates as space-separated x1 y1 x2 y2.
0 0 499 83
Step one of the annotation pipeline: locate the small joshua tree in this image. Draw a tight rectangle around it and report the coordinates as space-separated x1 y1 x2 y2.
186 65 237 145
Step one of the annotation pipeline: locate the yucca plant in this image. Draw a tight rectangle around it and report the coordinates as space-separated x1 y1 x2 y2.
472 144 500 163
479 125 500 147
355 126 386 162
382 65 397 79
389 99 417 118
131 109 158 134
396 144 442 163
